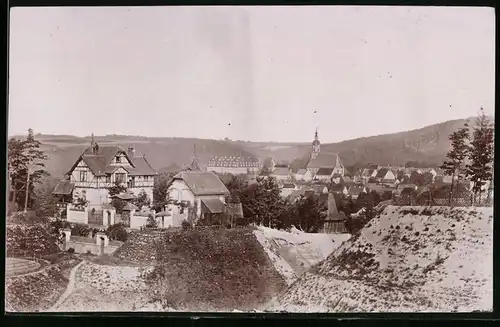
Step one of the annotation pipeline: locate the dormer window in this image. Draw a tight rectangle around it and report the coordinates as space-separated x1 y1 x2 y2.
116 156 121 163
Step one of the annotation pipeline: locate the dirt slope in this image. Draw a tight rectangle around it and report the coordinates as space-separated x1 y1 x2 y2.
114 227 286 311
274 205 493 312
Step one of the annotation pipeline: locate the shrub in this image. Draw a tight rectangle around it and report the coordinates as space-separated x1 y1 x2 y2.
71 224 91 237
181 220 192 231
106 223 128 242
67 248 75 253
145 215 158 228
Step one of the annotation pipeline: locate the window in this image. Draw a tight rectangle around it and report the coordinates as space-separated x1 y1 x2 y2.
116 156 121 163
106 175 111 184
115 173 126 184
80 170 87 182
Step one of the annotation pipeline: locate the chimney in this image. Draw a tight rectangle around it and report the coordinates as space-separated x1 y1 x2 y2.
127 145 135 158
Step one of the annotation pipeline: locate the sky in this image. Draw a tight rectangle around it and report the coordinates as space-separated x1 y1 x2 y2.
8 6 495 143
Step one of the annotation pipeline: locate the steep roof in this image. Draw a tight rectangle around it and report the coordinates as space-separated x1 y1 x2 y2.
128 156 157 176
349 186 366 196
316 168 334 176
173 171 230 196
375 168 389 178
187 156 202 171
68 145 156 177
330 183 346 192
307 153 338 169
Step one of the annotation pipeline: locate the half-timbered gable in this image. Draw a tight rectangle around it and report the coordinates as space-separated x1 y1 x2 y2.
58 142 157 207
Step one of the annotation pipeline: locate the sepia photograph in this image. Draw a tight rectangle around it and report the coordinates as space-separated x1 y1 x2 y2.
6 6 494 313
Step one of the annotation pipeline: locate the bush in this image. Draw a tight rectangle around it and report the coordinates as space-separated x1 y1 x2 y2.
106 223 128 242
49 219 71 236
181 220 192 231
67 248 75 253
145 215 158 228
71 224 91 237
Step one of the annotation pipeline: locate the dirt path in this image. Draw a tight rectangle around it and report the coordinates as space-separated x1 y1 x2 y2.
46 260 86 311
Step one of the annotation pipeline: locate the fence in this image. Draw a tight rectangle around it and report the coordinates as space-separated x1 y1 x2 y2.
392 195 492 207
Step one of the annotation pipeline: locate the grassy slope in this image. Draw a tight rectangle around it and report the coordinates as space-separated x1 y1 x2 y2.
19 117 481 178
275 205 493 312
115 228 287 311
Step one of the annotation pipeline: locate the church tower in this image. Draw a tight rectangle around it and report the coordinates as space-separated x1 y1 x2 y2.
311 128 320 159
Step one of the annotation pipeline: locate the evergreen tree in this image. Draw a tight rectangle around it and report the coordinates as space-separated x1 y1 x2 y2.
466 108 494 204
439 122 470 205
7 129 49 211
152 172 174 212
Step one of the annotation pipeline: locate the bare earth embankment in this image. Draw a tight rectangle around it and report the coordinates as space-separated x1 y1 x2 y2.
52 227 287 312
272 205 493 313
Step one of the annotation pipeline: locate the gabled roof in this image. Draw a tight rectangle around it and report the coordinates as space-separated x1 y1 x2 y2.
68 145 157 177
316 168 334 176
53 180 75 195
128 156 157 176
330 183 346 192
375 168 389 178
122 202 138 211
348 186 366 196
307 153 342 169
271 167 291 176
173 171 230 196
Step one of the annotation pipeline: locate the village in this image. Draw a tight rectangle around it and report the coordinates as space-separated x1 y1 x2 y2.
45 127 491 242
6 5 494 314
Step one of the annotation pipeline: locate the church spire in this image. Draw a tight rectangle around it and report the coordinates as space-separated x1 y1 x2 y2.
311 127 320 159
187 144 201 171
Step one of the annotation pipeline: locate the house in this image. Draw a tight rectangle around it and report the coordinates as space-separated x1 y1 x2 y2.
206 155 261 175
395 183 418 196
332 175 353 185
329 183 349 195
374 168 396 183
366 184 388 195
311 184 329 194
268 165 292 182
281 183 298 198
314 168 335 182
167 170 230 220
295 168 313 182
321 193 348 234
53 137 157 207
304 129 345 177
347 186 367 199
288 189 304 203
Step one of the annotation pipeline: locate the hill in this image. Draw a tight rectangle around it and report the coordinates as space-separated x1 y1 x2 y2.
115 228 287 311
272 205 493 312
10 116 488 177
